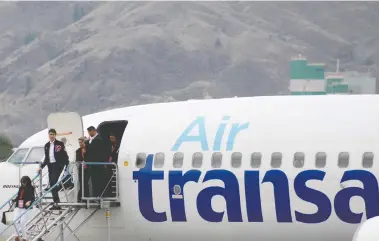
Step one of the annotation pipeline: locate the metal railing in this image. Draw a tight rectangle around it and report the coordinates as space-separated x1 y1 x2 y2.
79 162 119 201
0 162 44 211
0 161 120 240
0 173 74 237
0 162 74 238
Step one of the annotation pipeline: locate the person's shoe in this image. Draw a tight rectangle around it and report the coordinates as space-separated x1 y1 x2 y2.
49 203 61 210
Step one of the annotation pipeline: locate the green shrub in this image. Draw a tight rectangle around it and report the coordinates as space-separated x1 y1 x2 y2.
0 134 13 162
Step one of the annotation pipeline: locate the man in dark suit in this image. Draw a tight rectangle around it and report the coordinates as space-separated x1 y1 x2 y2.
37 128 69 210
86 126 109 198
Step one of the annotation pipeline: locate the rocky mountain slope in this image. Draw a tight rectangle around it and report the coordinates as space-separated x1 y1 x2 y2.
0 2 379 145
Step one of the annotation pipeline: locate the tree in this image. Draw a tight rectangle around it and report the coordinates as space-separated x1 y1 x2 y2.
0 134 13 162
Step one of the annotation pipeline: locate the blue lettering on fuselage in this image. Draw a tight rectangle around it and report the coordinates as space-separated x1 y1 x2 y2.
132 116 379 224
133 155 379 224
171 116 249 151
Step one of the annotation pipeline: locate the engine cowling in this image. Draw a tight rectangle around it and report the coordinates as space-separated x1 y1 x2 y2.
353 216 379 241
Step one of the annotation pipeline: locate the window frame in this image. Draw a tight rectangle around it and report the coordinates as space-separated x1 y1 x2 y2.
173 152 184 168
192 152 203 168
362 152 374 168
211 152 223 168
231 152 242 168
136 153 147 168
154 152 165 168
338 152 349 168
7 148 30 165
250 152 262 168
271 152 282 168
315 152 327 168
293 152 305 168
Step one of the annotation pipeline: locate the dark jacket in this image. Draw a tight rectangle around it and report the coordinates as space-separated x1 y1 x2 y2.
75 147 88 169
86 134 109 163
75 148 86 162
14 186 35 209
41 139 69 169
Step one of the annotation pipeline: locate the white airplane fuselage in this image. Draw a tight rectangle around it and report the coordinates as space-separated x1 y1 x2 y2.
1 95 379 241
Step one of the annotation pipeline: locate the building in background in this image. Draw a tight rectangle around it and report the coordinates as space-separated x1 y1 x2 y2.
289 55 326 95
325 72 349 94
289 55 376 95
344 71 376 94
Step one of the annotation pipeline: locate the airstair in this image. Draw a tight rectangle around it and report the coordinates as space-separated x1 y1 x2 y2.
0 161 120 241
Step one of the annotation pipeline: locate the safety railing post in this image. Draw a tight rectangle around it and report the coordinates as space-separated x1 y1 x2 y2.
39 164 43 197
18 166 21 187
106 207 111 241
82 161 84 203
60 222 64 241
80 162 118 202
116 163 119 200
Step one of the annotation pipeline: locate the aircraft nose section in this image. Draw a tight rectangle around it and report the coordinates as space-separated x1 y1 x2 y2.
0 162 22 209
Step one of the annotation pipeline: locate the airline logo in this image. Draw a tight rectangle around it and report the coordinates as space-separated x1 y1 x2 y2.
133 116 379 224
171 116 249 152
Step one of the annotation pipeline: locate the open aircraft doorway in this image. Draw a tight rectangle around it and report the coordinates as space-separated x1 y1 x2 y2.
97 120 128 147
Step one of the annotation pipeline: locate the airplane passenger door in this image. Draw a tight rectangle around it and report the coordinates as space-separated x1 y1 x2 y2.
47 112 84 202
47 112 84 182
47 112 84 163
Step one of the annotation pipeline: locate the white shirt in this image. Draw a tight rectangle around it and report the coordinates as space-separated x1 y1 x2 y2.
49 140 56 163
89 133 98 144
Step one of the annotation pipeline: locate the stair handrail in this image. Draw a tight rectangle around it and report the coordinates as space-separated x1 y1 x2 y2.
0 161 43 211
0 170 73 237
17 169 75 239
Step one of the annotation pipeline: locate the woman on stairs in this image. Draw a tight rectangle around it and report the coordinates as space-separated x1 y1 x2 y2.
13 175 35 241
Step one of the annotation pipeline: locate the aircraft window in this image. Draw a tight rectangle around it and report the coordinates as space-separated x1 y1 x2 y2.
250 152 262 168
338 152 349 168
136 153 146 168
154 152 165 168
271 152 282 168
192 152 203 168
315 152 326 168
7 148 29 165
362 152 374 168
211 152 222 168
24 147 44 163
231 152 242 168
293 152 305 168
173 152 184 168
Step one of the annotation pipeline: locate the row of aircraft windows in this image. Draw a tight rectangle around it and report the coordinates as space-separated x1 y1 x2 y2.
135 152 375 169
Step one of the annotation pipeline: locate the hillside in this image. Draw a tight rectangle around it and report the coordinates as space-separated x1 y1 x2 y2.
0 1 379 144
